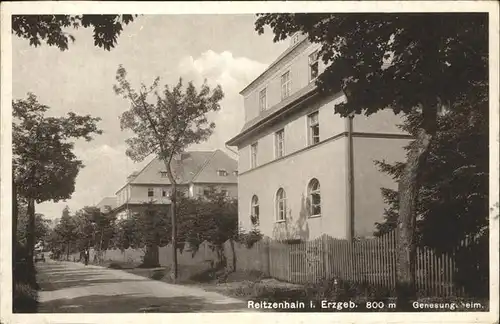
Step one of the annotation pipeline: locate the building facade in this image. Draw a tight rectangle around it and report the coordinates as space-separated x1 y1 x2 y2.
226 33 412 241
111 150 238 220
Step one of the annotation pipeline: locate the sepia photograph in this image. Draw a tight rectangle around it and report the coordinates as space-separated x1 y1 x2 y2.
1 1 499 323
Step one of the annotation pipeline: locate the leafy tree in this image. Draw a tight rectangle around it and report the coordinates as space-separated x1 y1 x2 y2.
255 13 487 303
53 207 77 260
12 15 135 51
72 209 95 258
109 203 172 266
178 188 238 268
374 90 489 296
13 93 102 267
113 66 224 280
15 202 51 265
113 217 142 251
133 204 171 267
16 206 51 248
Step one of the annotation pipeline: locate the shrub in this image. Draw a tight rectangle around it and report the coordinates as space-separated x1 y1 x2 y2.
238 228 263 248
151 269 167 281
13 282 38 313
303 278 393 300
13 260 39 314
107 262 123 269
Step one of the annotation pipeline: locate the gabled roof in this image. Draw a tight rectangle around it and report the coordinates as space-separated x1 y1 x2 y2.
115 150 237 193
96 197 117 210
191 149 238 184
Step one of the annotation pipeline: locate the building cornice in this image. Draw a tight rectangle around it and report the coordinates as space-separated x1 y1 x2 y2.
112 201 170 214
227 86 320 147
237 131 413 177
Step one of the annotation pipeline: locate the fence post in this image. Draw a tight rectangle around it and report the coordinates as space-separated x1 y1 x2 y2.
265 238 271 276
322 235 328 280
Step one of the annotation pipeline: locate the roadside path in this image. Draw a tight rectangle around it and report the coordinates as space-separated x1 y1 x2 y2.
37 260 251 312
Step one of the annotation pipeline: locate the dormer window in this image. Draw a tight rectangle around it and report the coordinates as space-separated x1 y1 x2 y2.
217 169 228 176
160 171 168 178
291 33 300 46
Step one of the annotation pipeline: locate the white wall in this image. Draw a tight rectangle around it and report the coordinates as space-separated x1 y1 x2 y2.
238 93 347 173
243 41 323 122
353 109 407 134
191 183 238 199
352 136 410 237
238 137 348 240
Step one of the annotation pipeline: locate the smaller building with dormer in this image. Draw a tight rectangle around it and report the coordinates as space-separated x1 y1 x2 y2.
109 149 238 220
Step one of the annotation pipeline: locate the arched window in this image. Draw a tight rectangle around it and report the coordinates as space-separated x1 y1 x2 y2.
276 188 287 221
308 178 321 217
251 195 259 226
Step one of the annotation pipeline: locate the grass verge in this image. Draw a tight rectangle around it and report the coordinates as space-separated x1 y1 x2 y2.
84 259 490 313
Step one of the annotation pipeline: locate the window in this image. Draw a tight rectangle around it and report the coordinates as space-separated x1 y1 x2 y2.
203 188 211 197
259 88 267 111
308 111 320 145
162 189 168 197
221 189 228 197
217 169 228 176
251 195 259 226
148 188 154 197
276 188 287 221
291 33 300 45
308 178 321 217
309 50 319 81
281 71 291 100
160 171 168 178
251 142 258 168
275 129 285 158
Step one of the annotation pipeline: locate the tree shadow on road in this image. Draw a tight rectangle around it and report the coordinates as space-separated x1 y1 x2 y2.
38 279 147 292
39 294 250 313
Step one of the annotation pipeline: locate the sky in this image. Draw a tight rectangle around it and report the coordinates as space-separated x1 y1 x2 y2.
12 14 289 219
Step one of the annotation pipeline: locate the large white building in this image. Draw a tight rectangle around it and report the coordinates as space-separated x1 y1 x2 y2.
226 33 411 241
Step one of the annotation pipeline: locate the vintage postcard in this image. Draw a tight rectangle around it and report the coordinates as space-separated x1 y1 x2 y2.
1 1 498 324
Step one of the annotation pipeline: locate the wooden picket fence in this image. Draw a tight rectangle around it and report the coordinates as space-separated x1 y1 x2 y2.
68 229 481 297
227 230 478 297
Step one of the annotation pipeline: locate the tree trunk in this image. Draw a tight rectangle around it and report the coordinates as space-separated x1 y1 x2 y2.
170 181 178 281
396 127 432 307
144 243 160 267
12 172 18 295
26 198 36 269
164 160 178 281
98 229 104 263
12 172 18 263
230 239 236 272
